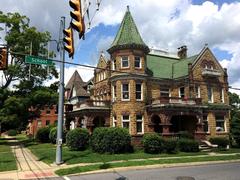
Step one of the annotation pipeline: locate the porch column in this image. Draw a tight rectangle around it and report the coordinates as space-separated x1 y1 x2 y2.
196 114 204 132
86 116 94 134
104 116 110 127
147 113 155 133
74 117 81 128
195 114 206 140
159 113 171 135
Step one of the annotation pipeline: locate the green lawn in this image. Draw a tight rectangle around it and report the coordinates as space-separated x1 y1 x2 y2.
55 154 240 176
24 142 213 164
0 138 17 172
24 140 240 165
19 134 240 167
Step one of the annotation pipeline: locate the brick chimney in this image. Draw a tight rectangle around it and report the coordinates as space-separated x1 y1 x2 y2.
177 45 187 59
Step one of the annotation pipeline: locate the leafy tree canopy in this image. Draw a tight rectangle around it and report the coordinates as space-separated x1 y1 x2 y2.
0 11 58 89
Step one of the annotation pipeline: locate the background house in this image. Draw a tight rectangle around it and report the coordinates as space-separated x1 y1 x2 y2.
27 105 58 136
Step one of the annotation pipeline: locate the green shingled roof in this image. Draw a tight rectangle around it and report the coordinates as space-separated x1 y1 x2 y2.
146 54 198 79
107 7 149 53
173 55 198 78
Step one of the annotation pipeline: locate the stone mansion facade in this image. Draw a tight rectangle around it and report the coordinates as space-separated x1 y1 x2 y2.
65 7 230 142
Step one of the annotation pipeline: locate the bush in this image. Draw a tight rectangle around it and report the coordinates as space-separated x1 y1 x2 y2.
178 131 194 139
49 127 67 144
90 127 131 154
7 129 17 136
163 138 177 153
35 127 50 143
49 127 58 144
178 138 199 152
66 128 89 151
231 112 240 147
142 133 165 154
209 137 229 149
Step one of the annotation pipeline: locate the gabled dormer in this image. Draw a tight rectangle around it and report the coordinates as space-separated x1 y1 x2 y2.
95 52 109 83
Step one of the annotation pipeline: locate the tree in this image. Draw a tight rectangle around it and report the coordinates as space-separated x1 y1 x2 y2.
229 92 240 146
231 112 240 147
0 11 58 89
0 96 29 131
229 92 240 109
0 87 58 131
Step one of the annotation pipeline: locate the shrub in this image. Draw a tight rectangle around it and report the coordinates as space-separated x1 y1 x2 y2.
7 129 17 136
163 138 177 153
35 127 50 143
178 131 194 139
90 127 131 154
209 137 229 149
49 127 57 144
231 112 240 147
49 127 67 144
142 133 165 154
66 128 89 151
178 138 199 152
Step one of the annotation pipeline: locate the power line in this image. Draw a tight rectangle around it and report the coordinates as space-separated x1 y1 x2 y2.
8 50 240 90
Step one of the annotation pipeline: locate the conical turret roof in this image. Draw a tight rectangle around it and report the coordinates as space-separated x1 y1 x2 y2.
107 6 149 54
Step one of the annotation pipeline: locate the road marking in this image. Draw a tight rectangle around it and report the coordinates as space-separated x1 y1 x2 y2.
63 176 71 180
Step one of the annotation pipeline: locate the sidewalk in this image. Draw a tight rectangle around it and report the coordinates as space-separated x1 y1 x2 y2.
0 136 57 180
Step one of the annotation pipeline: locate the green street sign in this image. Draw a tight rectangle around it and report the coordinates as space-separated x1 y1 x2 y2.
25 55 54 66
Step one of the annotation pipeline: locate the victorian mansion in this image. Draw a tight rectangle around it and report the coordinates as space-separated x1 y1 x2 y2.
65 7 230 143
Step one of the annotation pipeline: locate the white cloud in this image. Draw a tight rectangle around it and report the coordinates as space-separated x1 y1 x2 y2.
1 0 240 95
92 0 240 94
44 64 94 87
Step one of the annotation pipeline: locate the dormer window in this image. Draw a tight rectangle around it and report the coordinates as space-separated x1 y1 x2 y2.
121 56 129 68
134 56 141 68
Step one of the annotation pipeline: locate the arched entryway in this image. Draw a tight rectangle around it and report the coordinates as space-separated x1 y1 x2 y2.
170 115 197 135
92 116 105 130
151 114 162 133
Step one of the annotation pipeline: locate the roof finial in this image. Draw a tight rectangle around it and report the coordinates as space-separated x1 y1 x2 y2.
127 5 130 12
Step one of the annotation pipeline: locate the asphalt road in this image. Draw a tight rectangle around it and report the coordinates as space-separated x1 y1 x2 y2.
52 162 240 180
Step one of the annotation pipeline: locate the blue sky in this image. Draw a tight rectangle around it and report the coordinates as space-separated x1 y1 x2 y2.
0 0 239 93
71 0 237 66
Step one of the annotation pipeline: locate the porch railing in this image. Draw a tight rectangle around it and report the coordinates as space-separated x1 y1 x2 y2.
74 100 111 109
151 97 202 106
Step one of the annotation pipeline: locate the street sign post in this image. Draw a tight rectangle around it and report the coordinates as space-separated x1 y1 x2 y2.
25 55 54 66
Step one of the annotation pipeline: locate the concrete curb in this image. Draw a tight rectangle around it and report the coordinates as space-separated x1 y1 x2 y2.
65 159 240 177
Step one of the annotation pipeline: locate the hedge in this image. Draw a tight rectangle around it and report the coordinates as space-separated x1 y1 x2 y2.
209 137 229 149
49 127 67 144
142 133 165 154
90 127 131 154
36 127 50 143
7 129 17 136
163 138 177 153
66 128 89 151
178 138 199 152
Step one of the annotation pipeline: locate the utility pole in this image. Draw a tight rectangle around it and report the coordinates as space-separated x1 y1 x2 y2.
56 16 65 165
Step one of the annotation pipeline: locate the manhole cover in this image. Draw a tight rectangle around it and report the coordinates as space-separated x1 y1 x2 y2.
116 176 127 180
176 176 195 180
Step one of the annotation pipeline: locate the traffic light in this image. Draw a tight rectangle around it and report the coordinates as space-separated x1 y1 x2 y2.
69 0 85 39
0 47 8 70
63 28 74 58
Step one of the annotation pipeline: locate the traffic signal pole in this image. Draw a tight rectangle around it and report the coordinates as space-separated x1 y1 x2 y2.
56 16 65 165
